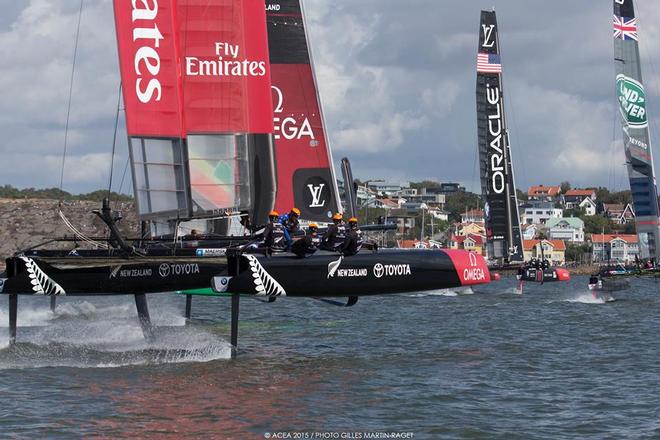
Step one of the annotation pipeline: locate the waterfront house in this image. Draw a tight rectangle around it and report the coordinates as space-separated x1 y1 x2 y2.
603 203 635 224
591 234 639 263
449 233 485 256
460 209 484 224
563 189 597 209
545 217 585 243
578 197 597 216
457 222 486 237
523 239 566 266
520 203 563 225
527 185 562 202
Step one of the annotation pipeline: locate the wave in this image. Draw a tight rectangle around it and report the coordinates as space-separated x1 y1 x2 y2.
0 299 231 368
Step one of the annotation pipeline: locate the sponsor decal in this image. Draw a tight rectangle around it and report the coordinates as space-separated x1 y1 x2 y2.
327 256 343 278
272 85 315 142
245 255 286 296
308 184 326 208
119 268 153 278
130 0 165 104
486 83 505 194
196 248 227 257
265 3 281 12
185 42 267 78
481 24 495 48
373 263 411 279
336 268 368 278
463 252 486 282
0 278 5 292
158 263 200 278
213 276 232 292
302 176 330 210
20 257 65 296
617 74 648 129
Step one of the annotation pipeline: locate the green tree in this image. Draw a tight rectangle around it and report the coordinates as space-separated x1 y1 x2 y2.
583 214 614 234
444 191 482 222
409 180 441 190
560 181 571 194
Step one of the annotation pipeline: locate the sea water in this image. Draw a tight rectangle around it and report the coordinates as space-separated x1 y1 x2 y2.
0 275 659 439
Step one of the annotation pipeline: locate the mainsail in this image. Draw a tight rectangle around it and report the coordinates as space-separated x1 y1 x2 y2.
475 10 524 263
113 0 275 234
266 0 341 221
613 0 660 261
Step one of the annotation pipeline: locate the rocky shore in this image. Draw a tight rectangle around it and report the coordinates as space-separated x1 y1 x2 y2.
0 198 137 271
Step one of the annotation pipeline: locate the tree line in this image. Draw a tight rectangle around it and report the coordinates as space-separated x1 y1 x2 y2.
0 185 133 202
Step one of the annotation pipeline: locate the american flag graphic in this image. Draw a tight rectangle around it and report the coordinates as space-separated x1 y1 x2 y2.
477 52 502 73
613 15 638 41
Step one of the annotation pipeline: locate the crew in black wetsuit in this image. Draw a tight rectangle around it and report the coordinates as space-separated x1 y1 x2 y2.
341 217 363 256
263 210 287 254
291 223 322 257
321 213 346 252
341 217 377 256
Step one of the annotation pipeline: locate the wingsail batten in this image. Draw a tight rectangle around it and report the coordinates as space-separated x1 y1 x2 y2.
266 0 340 221
476 10 523 263
113 0 274 226
613 0 660 260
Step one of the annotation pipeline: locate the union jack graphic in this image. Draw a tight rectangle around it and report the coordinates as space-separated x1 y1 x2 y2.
613 15 638 41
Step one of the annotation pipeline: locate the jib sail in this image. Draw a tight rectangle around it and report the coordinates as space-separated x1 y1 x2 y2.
113 0 275 233
475 10 523 263
266 0 341 221
613 0 660 260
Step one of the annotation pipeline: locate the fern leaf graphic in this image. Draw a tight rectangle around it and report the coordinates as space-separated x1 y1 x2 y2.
245 255 286 297
20 257 65 296
327 256 343 278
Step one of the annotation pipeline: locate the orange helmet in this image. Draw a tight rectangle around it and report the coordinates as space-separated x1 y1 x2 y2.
290 207 301 216
348 217 358 223
308 223 318 230
268 210 279 217
332 213 343 221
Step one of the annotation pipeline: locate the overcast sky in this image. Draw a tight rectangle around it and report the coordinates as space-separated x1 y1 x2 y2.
2 0 660 194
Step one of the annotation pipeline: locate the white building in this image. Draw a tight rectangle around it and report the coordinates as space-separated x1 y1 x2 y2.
578 197 597 216
592 234 639 263
545 217 585 243
520 204 563 225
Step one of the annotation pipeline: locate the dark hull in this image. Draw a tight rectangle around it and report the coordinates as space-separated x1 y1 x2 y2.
214 249 492 298
1 256 226 296
516 267 570 283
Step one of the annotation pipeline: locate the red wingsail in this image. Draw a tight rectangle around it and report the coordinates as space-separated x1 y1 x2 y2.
266 0 341 221
113 0 274 223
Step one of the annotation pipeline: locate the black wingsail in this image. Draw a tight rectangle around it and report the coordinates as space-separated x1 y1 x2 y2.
476 10 524 263
613 0 660 261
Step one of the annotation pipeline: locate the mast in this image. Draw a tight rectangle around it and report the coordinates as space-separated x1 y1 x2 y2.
265 0 341 222
476 10 524 263
613 0 660 261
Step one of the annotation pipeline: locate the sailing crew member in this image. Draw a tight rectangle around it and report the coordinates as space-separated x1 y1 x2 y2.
341 217 377 256
291 223 322 258
321 213 347 252
263 210 287 254
279 207 301 249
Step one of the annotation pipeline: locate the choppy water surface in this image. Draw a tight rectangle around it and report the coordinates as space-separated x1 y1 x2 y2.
1 275 659 439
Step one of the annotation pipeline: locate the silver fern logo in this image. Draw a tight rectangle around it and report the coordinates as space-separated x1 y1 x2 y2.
327 256 343 278
245 255 286 297
20 257 65 296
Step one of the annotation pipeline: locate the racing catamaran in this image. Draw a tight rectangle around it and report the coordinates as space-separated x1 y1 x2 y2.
590 0 660 294
1 0 494 352
613 0 660 264
475 10 568 285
